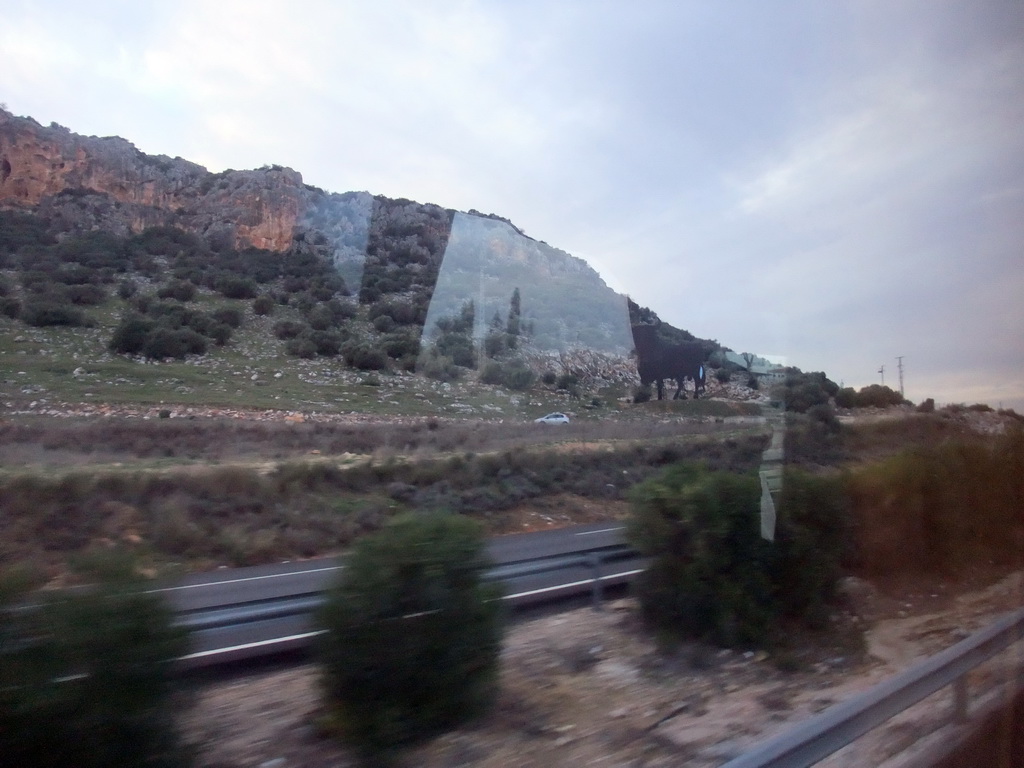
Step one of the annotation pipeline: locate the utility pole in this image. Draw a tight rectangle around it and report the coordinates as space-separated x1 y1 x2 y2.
878 364 885 386
896 356 905 397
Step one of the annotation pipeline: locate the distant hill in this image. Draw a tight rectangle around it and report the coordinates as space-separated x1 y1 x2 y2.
0 107 713 393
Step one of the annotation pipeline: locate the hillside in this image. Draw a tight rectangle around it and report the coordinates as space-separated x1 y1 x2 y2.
0 108 664 404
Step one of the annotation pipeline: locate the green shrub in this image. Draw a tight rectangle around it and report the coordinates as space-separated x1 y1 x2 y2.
834 387 856 408
0 565 191 767
252 294 275 315
311 330 343 357
285 335 317 359
628 464 775 646
156 280 197 302
213 275 257 300
22 301 89 327
434 332 475 369
422 353 463 382
109 316 155 355
775 371 837 413
142 328 207 359
381 330 419 360
343 341 389 371
502 361 535 391
628 462 851 646
65 284 107 306
772 468 850 626
479 360 504 385
211 306 243 329
556 373 579 391
316 512 503 761
853 384 904 408
477 359 534 391
208 322 232 346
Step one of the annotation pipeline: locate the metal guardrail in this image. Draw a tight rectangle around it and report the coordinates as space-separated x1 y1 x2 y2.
175 543 640 635
721 604 1024 768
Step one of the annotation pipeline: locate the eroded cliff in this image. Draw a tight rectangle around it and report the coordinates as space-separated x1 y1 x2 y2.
0 109 302 251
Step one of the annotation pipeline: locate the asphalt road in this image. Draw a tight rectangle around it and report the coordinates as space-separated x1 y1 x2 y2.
154 522 640 666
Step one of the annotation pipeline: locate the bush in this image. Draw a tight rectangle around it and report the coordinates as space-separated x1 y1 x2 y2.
0 565 191 767
381 330 420 360
211 306 243 329
22 301 89 327
627 462 851 646
477 359 535 391
556 373 579 391
775 371 837 413
252 294 275 315
853 384 904 409
434 332 475 369
343 341 389 371
421 353 463 382
157 281 197 302
213 275 257 300
834 387 857 409
142 328 208 359
628 464 775 646
771 468 850 626
316 513 503 760
118 280 138 300
311 329 343 357
208 322 232 346
273 319 307 340
109 315 156 355
285 335 317 359
65 284 108 306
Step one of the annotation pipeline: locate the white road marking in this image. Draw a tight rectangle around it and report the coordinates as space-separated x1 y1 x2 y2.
180 630 326 661
501 569 643 600
147 565 342 594
573 526 625 536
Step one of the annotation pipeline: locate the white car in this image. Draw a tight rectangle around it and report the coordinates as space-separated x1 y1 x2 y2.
534 412 570 425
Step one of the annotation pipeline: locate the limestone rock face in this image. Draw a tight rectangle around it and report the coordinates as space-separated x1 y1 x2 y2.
0 109 302 251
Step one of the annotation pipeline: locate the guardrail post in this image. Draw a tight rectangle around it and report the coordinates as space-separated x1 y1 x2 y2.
589 554 603 611
953 676 969 722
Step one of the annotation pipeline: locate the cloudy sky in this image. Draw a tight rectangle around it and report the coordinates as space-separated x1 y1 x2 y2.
2 0 1022 408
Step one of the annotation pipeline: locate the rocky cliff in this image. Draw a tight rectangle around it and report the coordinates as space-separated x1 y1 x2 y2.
0 108 657 355
0 108 302 251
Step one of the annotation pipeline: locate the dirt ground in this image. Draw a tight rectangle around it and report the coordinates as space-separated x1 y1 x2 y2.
182 569 1024 768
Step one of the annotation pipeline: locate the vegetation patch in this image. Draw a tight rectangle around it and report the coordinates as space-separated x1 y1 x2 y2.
316 513 502 762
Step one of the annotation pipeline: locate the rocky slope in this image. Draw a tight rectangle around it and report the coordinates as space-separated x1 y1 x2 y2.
0 107 645 356
0 109 303 251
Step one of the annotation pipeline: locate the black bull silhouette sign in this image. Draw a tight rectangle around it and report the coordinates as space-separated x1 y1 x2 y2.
631 324 707 400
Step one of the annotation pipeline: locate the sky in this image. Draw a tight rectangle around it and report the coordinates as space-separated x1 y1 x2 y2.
2 0 1023 409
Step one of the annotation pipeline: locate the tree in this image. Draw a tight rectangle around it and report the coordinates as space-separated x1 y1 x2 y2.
505 287 521 349
316 513 503 762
